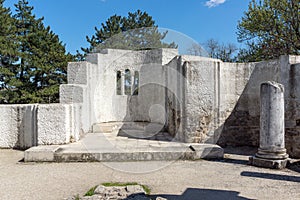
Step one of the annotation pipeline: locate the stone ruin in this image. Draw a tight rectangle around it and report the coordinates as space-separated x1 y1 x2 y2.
0 48 300 159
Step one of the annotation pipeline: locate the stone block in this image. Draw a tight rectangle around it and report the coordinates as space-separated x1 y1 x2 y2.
37 104 72 145
24 145 59 162
0 106 18 148
249 156 288 169
0 105 37 149
67 62 88 84
190 144 224 159
92 123 113 133
59 84 84 103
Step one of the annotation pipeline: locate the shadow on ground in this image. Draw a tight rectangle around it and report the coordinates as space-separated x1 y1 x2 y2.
126 188 252 200
241 171 300 183
204 146 257 166
223 146 257 156
287 161 300 173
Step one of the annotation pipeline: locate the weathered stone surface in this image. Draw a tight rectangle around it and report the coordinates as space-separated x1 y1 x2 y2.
0 104 37 149
24 145 59 162
249 156 288 169
24 132 223 162
60 84 84 103
250 82 289 169
126 185 146 194
0 49 300 160
81 185 146 200
190 143 224 159
256 82 288 160
37 104 72 145
69 183 170 200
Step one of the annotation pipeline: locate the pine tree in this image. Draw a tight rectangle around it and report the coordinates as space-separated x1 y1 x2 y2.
0 0 19 103
11 0 73 103
80 10 177 58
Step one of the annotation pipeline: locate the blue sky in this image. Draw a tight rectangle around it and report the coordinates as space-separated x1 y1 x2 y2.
4 0 251 54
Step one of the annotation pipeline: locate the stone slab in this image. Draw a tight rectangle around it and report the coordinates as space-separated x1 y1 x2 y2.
24 145 60 162
24 133 223 162
249 156 288 169
190 143 224 159
92 124 113 133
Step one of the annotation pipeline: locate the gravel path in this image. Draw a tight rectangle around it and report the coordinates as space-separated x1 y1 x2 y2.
0 149 299 200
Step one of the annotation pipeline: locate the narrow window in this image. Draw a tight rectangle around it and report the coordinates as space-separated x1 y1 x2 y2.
116 71 122 95
124 69 131 95
133 71 139 95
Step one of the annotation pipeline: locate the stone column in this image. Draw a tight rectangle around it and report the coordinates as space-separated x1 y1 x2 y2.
250 81 289 169
121 70 125 95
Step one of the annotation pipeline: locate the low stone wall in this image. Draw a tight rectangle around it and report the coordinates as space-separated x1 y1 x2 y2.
0 104 82 149
0 104 37 149
37 104 82 145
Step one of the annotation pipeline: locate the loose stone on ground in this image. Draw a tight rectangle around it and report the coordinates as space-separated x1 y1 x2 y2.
66 184 166 200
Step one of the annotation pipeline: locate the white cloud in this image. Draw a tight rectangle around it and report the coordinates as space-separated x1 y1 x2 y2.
205 0 226 8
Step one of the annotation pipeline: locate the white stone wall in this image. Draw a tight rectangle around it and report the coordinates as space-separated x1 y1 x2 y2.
0 105 37 149
92 49 177 124
0 104 81 148
60 61 98 133
37 104 82 145
1 48 299 158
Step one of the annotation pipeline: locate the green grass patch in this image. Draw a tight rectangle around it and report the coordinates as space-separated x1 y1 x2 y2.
84 185 98 196
140 184 151 195
102 182 151 194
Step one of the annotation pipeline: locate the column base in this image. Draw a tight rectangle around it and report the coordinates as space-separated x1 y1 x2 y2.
256 148 289 160
249 156 288 169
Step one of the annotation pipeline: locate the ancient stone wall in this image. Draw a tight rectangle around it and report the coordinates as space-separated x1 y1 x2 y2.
0 104 81 148
1 48 300 158
164 54 300 158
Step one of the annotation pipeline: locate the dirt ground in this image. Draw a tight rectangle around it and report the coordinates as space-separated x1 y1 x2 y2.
0 147 299 200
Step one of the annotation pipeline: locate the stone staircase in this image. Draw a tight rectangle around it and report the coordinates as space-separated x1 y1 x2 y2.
92 122 174 141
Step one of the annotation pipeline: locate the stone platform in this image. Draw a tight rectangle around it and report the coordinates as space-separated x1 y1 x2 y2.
24 131 223 162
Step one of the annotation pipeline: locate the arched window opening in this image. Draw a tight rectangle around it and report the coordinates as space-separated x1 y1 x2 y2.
116 71 122 95
124 69 131 95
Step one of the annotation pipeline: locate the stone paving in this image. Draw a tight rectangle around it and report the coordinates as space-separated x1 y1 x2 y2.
25 130 223 162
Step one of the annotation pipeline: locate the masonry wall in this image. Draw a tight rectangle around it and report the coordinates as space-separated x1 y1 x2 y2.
0 104 81 148
96 49 166 123
165 56 185 141
176 55 300 158
2 48 299 159
0 105 37 149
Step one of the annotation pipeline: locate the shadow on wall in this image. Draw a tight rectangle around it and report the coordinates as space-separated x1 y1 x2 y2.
15 105 37 150
127 188 251 200
114 59 183 141
116 83 177 141
216 62 279 148
216 58 300 159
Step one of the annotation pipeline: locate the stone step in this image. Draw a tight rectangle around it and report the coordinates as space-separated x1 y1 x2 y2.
92 122 165 133
24 143 223 162
92 123 114 133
